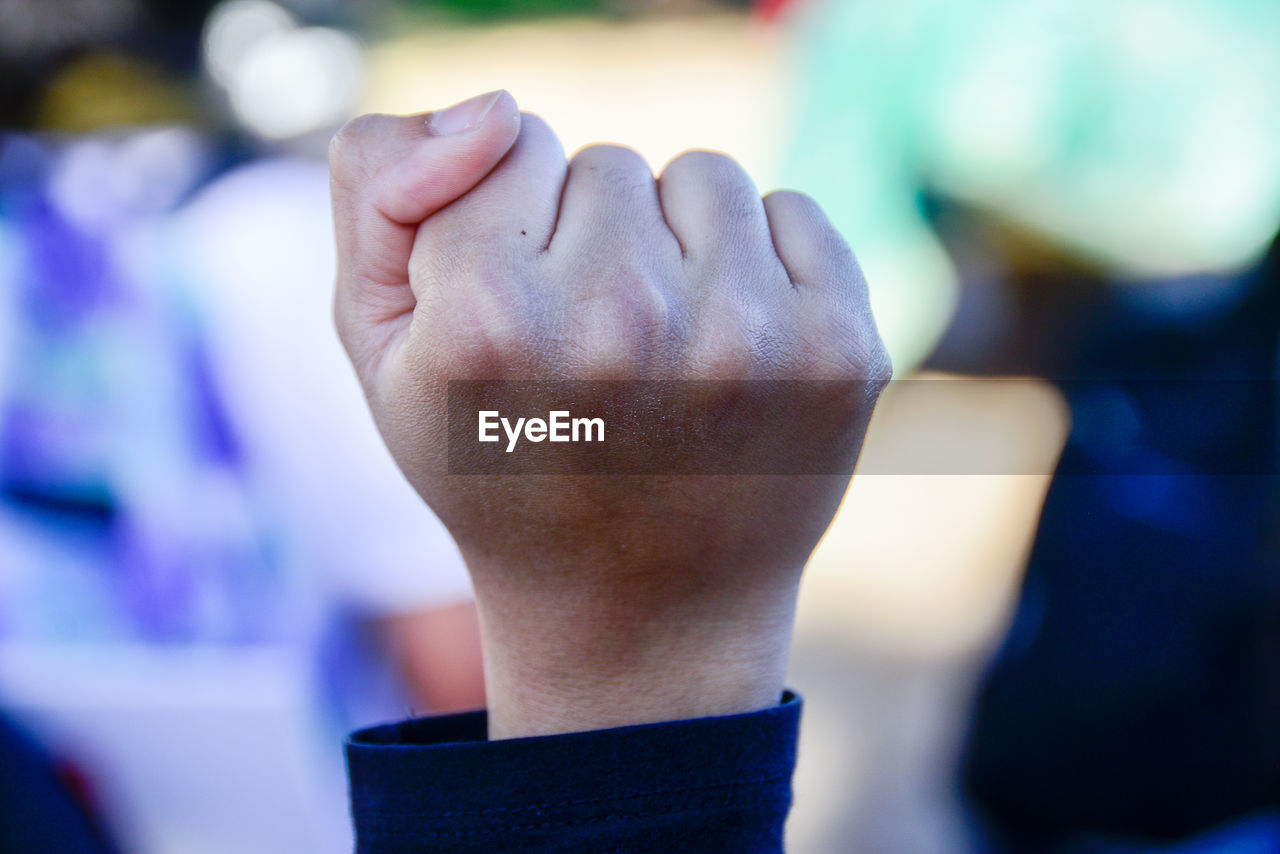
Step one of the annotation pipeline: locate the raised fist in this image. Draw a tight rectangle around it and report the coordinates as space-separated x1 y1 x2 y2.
330 91 889 736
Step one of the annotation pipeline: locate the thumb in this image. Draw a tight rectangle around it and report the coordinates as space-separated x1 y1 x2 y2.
330 90 521 372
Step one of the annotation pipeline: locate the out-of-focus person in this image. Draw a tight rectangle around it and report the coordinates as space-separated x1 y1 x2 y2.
777 0 1280 850
0 2 484 851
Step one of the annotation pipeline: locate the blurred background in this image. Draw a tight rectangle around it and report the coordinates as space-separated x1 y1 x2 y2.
0 0 1277 852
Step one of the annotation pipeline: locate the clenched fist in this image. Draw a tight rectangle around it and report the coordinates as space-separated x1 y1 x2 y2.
330 91 890 737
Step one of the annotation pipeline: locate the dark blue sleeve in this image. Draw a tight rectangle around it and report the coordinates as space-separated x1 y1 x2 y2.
346 692 801 853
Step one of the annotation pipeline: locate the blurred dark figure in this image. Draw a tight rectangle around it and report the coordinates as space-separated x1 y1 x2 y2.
0 1 485 851
0 6 207 852
779 0 1280 846
937 216 1280 850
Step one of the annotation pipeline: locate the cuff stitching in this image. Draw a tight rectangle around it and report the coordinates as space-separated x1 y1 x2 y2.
365 771 790 820
367 792 782 844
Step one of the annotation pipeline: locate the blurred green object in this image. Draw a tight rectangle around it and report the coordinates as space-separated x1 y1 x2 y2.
783 0 1280 370
402 0 611 21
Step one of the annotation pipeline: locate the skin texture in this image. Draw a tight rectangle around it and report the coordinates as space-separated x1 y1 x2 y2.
329 90 890 738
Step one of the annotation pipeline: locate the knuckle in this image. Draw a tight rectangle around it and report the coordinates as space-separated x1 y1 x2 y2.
447 314 532 377
764 189 822 233
518 111 555 138
663 151 762 240
329 114 369 163
567 274 676 376
618 281 677 359
515 112 564 156
866 338 894 384
694 326 755 379
763 188 817 212
782 310 892 383
328 113 386 182
786 334 843 377
665 148 732 176
431 264 541 377
632 283 674 340
565 327 631 377
569 144 652 183
663 149 752 193
835 320 893 382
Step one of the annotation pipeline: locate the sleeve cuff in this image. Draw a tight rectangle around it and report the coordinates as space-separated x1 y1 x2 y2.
346 692 801 853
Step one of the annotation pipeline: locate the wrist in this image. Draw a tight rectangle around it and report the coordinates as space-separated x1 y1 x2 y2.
470 565 801 739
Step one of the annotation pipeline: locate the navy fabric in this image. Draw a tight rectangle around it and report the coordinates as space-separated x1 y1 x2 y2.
346 692 801 853
0 713 120 854
961 237 1280 845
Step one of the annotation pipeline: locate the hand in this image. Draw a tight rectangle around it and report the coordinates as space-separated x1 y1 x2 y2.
330 91 890 737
